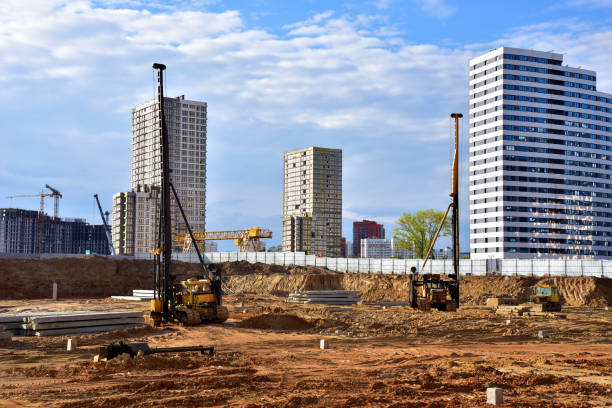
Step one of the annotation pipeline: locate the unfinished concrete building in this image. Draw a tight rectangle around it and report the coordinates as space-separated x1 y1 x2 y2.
282 147 342 256
112 95 207 255
111 187 160 256
0 208 109 255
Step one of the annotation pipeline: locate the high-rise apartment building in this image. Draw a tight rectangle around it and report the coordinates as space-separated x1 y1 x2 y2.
352 219 385 257
469 47 612 259
113 95 207 255
282 147 342 256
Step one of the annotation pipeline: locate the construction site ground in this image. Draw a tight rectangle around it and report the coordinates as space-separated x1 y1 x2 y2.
0 258 611 407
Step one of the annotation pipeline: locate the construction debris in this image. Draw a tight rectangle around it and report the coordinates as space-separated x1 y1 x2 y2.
287 290 360 305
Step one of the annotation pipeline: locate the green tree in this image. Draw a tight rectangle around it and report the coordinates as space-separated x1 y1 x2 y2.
393 209 451 259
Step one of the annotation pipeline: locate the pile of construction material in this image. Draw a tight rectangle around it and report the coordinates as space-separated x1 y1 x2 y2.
287 290 361 305
111 289 157 301
0 311 144 337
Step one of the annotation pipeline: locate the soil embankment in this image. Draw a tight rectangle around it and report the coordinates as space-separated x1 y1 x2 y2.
0 257 610 306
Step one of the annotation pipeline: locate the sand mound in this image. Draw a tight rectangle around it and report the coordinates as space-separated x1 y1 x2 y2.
238 314 315 330
216 261 334 277
0 258 610 307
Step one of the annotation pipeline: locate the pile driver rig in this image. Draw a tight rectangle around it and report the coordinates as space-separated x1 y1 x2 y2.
409 113 462 312
149 63 228 326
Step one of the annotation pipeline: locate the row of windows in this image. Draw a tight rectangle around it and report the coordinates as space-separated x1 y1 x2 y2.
502 165 611 179
503 53 562 65
491 174 609 189
503 227 612 236
502 216 612 227
501 184 612 198
473 94 611 113
503 64 595 81
501 124 612 138
495 205 612 218
503 105 612 123
473 143 610 161
502 84 608 103
471 63 597 82
503 247 604 255
501 115 612 132
472 215 612 227
471 74 596 91
503 134 612 154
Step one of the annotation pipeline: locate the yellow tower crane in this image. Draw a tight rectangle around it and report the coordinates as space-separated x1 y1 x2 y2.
175 227 273 253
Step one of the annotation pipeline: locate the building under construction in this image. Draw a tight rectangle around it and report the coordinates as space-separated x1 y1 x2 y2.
0 208 110 255
112 95 208 255
282 146 342 256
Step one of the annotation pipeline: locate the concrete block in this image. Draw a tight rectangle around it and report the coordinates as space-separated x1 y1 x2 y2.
486 387 503 405
27 311 143 324
67 338 76 351
505 319 511 325
34 323 145 337
320 339 326 350
538 330 547 338
52 282 58 301
25 317 145 330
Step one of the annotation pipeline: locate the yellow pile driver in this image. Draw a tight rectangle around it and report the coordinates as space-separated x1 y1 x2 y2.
149 63 227 327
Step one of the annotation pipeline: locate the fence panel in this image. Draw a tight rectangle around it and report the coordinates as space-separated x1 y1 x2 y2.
337 258 348 272
305 255 316 266
347 259 359 273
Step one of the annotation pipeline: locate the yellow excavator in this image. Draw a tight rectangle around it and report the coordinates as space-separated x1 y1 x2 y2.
530 284 562 312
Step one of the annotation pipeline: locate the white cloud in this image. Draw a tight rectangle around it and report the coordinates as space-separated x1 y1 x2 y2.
413 0 457 19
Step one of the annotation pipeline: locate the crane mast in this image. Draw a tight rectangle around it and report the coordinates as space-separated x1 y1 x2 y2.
93 194 116 256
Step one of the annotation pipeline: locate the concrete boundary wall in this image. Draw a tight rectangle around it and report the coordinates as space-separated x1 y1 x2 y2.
1 252 610 277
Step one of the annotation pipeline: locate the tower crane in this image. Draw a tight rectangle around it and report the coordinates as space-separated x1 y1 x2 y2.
7 185 62 252
45 184 62 219
174 227 273 253
7 185 62 218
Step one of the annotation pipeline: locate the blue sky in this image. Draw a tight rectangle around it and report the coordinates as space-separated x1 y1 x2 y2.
1 0 611 251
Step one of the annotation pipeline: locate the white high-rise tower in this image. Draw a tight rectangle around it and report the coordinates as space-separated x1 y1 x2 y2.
469 47 612 259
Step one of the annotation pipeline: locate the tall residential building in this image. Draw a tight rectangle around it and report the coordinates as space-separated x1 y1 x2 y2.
113 95 207 255
282 147 342 256
469 47 612 259
352 219 385 257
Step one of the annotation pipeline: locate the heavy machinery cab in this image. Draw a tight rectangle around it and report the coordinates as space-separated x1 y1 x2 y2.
410 274 459 312
531 285 560 304
180 279 216 307
530 284 562 312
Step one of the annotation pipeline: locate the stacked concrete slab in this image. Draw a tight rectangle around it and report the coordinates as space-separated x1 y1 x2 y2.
1 311 144 336
287 290 360 305
111 289 157 301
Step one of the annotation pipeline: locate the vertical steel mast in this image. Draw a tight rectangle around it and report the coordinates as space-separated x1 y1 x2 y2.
153 63 173 316
450 113 462 307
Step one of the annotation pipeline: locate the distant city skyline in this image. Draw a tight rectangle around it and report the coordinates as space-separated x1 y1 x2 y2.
1 1 611 252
